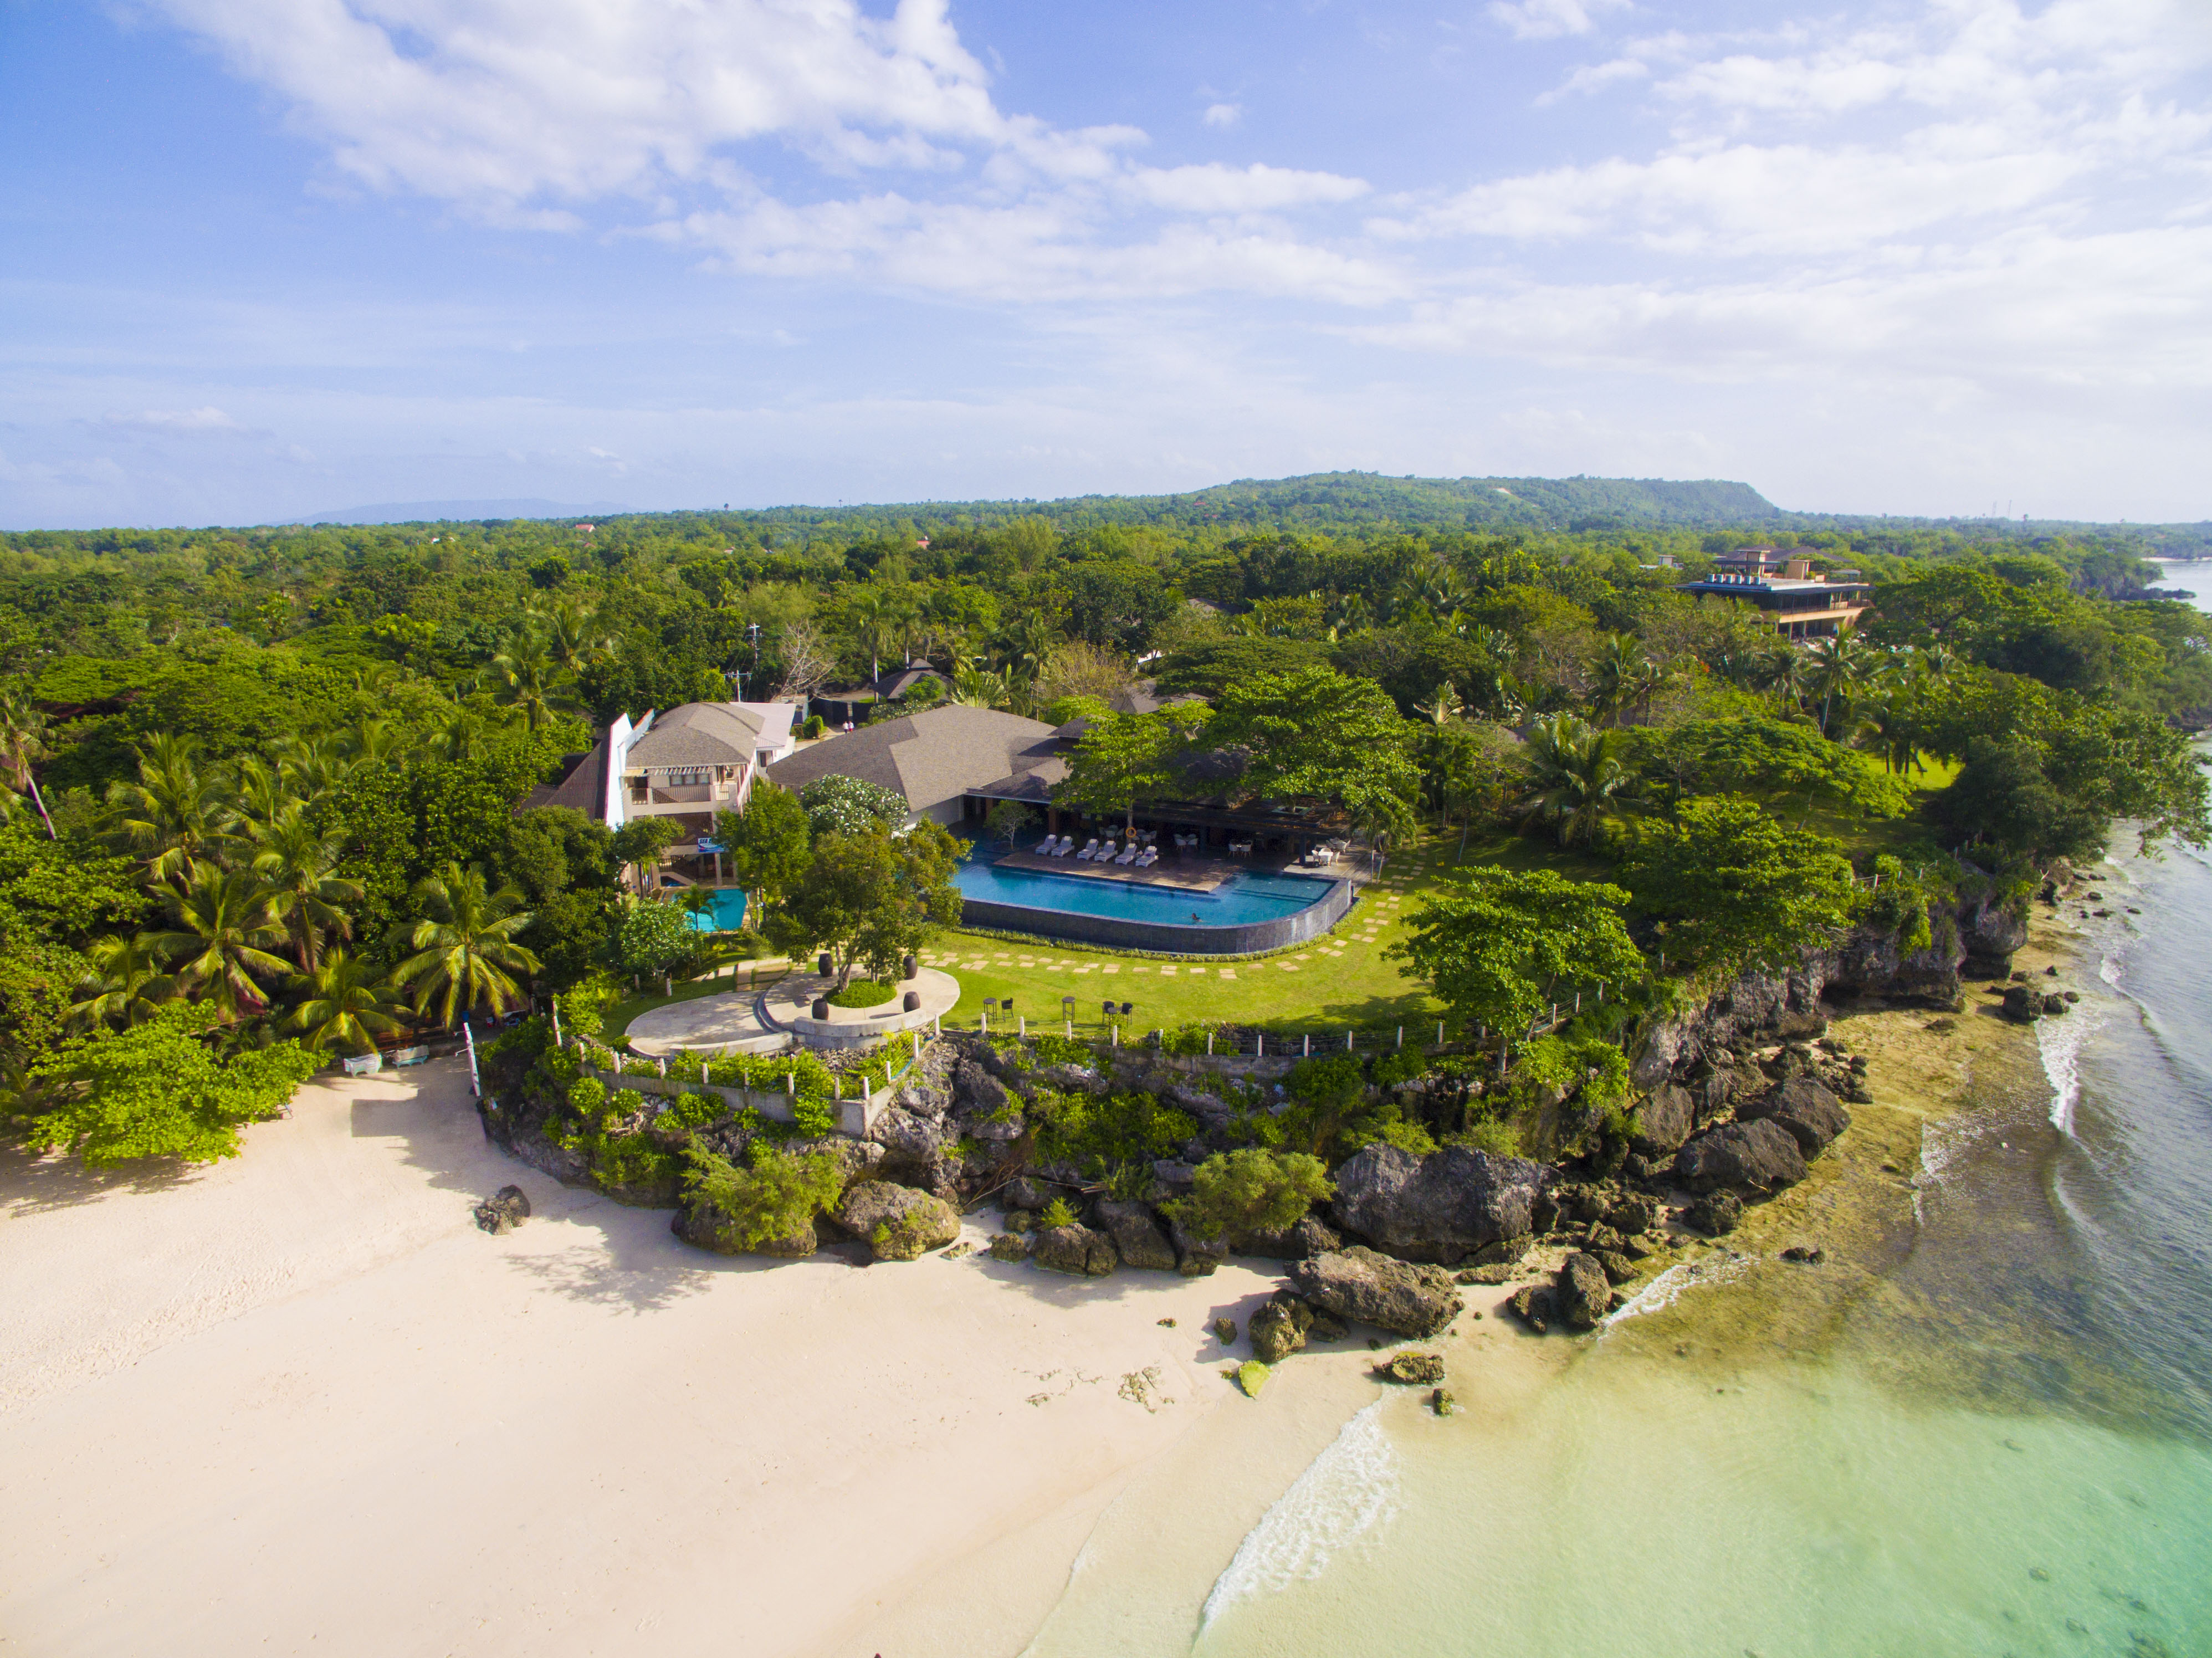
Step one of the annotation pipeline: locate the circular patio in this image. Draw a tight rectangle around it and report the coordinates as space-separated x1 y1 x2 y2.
624 968 961 1056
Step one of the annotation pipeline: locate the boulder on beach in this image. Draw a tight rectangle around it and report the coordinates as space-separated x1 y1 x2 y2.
1507 1283 1555 1334
1556 1252 1612 1329
1168 1214 1227 1277
1593 1250 1638 1286
1212 1317 1238 1347
1001 1174 1074 1211
1379 1350 1445 1385
1630 1083 1697 1155
1248 1296 1314 1363
1674 1119 1809 1194
1328 1143 1548 1264
1685 1191 1744 1236
1738 1079 1852 1159
1093 1199 1179 1272
1603 1195 1659 1235
837 1181 961 1262
472 1185 530 1234
986 1232 1032 1261
1032 1223 1119 1277
1230 1214 1342 1260
1288 1246 1463 1337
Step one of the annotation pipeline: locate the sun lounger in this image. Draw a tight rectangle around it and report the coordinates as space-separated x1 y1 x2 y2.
1115 845 1139 864
1077 839 1099 859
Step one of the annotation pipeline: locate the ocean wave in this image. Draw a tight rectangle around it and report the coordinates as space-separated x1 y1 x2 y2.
1600 1253 1755 1331
1197 1401 1398 1630
2036 1000 2101 1137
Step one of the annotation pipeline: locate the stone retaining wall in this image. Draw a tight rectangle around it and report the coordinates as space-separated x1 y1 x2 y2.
577 1062 894 1137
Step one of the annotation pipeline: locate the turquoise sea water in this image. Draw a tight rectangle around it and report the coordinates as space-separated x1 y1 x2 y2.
1027 838 2212 1656
955 843 1338 929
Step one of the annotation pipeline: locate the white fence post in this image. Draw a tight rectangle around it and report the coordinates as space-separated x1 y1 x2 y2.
1019 1015 1026 1037
1207 1031 1214 1056
981 1007 989 1035
1345 1031 1353 1052
1436 1021 1445 1046
1302 1034 1310 1057
1396 1026 1403 1050
1257 1032 1264 1058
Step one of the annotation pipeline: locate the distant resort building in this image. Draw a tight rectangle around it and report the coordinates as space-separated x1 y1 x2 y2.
526 700 800 857
1677 546 1873 640
764 705 1064 829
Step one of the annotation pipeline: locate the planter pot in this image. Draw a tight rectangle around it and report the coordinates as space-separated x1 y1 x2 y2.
811 998 830 1020
902 953 917 981
903 990 921 1012
817 953 833 975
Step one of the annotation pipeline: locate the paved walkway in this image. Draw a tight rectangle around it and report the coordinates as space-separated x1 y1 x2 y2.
626 967 960 1055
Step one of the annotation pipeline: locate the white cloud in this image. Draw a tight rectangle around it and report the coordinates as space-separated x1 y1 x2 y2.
1488 0 1631 44
1124 163 1368 214
1202 103 1242 129
100 406 248 434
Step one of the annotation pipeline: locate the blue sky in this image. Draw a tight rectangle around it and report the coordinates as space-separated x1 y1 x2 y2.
2 0 2208 528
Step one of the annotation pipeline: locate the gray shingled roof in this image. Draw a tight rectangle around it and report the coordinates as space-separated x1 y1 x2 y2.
624 703 770 769
764 705 1061 815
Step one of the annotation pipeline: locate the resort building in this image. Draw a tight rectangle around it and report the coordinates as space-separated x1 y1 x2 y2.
763 704 1065 829
525 699 800 854
1678 550 1873 640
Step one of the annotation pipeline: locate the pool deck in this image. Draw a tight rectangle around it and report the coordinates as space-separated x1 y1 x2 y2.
994 843 1365 893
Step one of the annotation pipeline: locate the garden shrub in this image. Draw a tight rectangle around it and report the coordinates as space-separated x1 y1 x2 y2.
1448 1119 1523 1158
682 1142 844 1251
1158 1024 1216 1057
657 1090 724 1132
790 1097 837 1138
1171 1149 1334 1240
1027 1032 1095 1068
826 979 894 1009
1038 1196 1077 1229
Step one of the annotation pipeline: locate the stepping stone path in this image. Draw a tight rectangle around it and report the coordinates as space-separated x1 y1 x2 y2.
1218 968 1236 979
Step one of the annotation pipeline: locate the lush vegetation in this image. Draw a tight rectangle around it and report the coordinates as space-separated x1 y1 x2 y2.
3 475 2205 1170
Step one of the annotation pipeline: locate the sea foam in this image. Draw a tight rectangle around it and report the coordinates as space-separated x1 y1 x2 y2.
1197 1400 1398 1630
1601 1252 1754 1331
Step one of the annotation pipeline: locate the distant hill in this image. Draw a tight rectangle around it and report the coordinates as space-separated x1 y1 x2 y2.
306 498 628 526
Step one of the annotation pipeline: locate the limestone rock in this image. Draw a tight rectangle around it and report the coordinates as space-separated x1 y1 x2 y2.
1738 1078 1852 1159
1685 1191 1744 1236
1593 1250 1638 1286
1430 1386 1458 1416
1002 1174 1076 1212
1674 1119 1809 1194
1168 1214 1227 1277
954 1056 1013 1115
1380 1350 1445 1385
1094 1199 1179 1272
1630 1084 1697 1155
1309 1311 1349 1342
1469 1234 1532 1267
871 1106 952 1162
1455 1262 1518 1286
1033 1223 1118 1277
1781 1244 1826 1264
1212 1316 1238 1347
1556 1252 1612 1329
1230 1214 1341 1260
987 1232 1032 1261
1328 1143 1549 1264
472 1184 530 1234
1507 1283 1555 1334
837 1181 962 1262
1604 1195 1659 1235
1248 1297 1313 1363
1288 1246 1463 1338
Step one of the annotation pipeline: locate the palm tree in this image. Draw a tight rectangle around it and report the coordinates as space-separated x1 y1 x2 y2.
1766 648 1812 712
275 732 354 802
145 861 291 1020
392 862 541 1028
534 598 615 677
231 755 293 828
0 685 55 838
1589 634 1649 726
1809 627 1876 738
247 805 363 970
107 734 237 879
843 589 895 686
951 659 1010 709
1513 714 1638 849
67 933 178 1029
1414 683 1463 726
285 949 411 1055
346 717 409 767
490 631 578 733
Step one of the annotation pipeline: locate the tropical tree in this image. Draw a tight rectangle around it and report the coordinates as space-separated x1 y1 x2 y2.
1621 797 1860 978
1414 683 1464 726
1512 714 1637 849
107 734 236 879
715 782 812 926
284 949 411 1054
392 862 541 1027
1589 633 1662 725
0 684 57 837
1054 708 1200 833
145 862 292 1020
346 717 409 767
1809 627 1877 738
67 933 178 1030
951 659 1010 709
247 805 365 970
842 587 896 685
1203 667 1422 841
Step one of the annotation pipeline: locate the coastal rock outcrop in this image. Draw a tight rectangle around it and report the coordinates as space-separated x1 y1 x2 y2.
1675 1120 1809 1194
1630 1084 1696 1155
1229 1214 1341 1260
1380 1350 1445 1385
1288 1246 1463 1337
1737 1079 1851 1159
1168 1215 1226 1277
1684 1191 1744 1235
472 1185 531 1234
1093 1200 1179 1272
1329 1144 1548 1264
1556 1252 1613 1329
837 1181 961 1262
1248 1295 1314 1362
1032 1223 1119 1277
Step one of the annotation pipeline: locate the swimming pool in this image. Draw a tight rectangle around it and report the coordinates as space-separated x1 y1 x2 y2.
952 845 1349 953
680 887 748 933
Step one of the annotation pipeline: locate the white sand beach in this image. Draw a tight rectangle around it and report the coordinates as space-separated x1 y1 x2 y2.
0 1059 1549 1658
